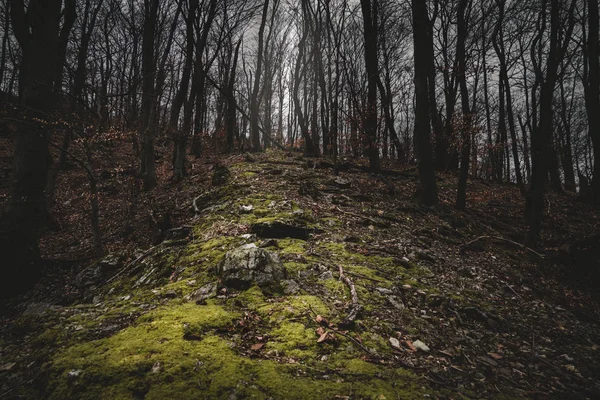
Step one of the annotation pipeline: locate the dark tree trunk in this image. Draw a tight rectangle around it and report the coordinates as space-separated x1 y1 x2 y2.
587 0 600 205
293 4 315 156
360 0 381 172
170 0 198 180
1 0 74 295
226 40 242 152
250 0 270 152
456 0 472 211
412 0 438 207
528 0 575 241
139 0 159 190
558 80 577 191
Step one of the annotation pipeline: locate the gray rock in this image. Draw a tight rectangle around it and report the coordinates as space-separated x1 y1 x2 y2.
134 267 157 287
67 369 82 383
387 295 405 310
413 340 430 352
333 178 351 189
75 253 125 289
376 287 393 295
318 271 334 280
191 282 219 303
281 279 300 294
23 303 52 316
151 362 162 374
219 246 287 291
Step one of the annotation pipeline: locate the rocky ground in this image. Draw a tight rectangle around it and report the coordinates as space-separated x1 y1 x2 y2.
1 149 599 399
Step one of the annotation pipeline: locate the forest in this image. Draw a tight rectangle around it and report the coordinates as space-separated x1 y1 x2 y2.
0 0 599 398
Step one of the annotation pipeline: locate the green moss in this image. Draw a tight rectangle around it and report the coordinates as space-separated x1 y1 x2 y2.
268 321 316 358
45 298 431 400
317 217 342 228
32 327 66 348
179 235 237 270
232 285 267 309
321 277 345 296
278 238 306 254
257 295 329 323
238 171 257 178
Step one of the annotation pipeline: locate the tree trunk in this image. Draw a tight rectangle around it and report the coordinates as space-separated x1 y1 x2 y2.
360 0 381 172
226 40 242 152
456 0 472 211
412 0 438 207
587 0 600 206
250 0 270 152
139 0 159 190
528 0 576 241
1 0 73 295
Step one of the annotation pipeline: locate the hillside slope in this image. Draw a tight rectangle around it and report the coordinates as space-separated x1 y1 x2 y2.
1 151 599 399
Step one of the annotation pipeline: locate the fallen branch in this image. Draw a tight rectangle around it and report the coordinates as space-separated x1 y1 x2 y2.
106 245 160 285
459 236 544 259
339 265 362 325
335 206 379 226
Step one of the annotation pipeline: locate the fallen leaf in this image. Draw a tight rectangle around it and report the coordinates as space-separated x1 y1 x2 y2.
405 340 416 352
316 327 325 336
316 315 329 326
317 332 329 343
251 343 265 351
0 362 16 372
487 352 503 360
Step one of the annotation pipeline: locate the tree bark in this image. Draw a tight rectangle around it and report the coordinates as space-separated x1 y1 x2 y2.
360 0 381 172
456 0 472 211
587 0 600 206
139 0 159 190
1 0 74 295
412 0 438 207
250 0 270 152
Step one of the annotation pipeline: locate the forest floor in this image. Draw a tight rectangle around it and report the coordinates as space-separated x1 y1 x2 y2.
1 139 600 399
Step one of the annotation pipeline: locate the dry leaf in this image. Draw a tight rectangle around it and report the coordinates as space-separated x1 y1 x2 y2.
316 327 325 336
317 332 329 343
0 362 16 372
251 343 265 351
487 352 503 360
405 340 416 352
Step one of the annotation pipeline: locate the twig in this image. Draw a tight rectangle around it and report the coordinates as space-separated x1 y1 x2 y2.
105 245 159 284
345 270 387 283
330 328 374 356
306 304 372 356
339 265 362 325
335 206 379 226
459 235 544 258
503 282 522 298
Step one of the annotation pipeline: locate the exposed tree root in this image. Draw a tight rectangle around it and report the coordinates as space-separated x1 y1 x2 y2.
338 265 362 325
459 235 544 258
